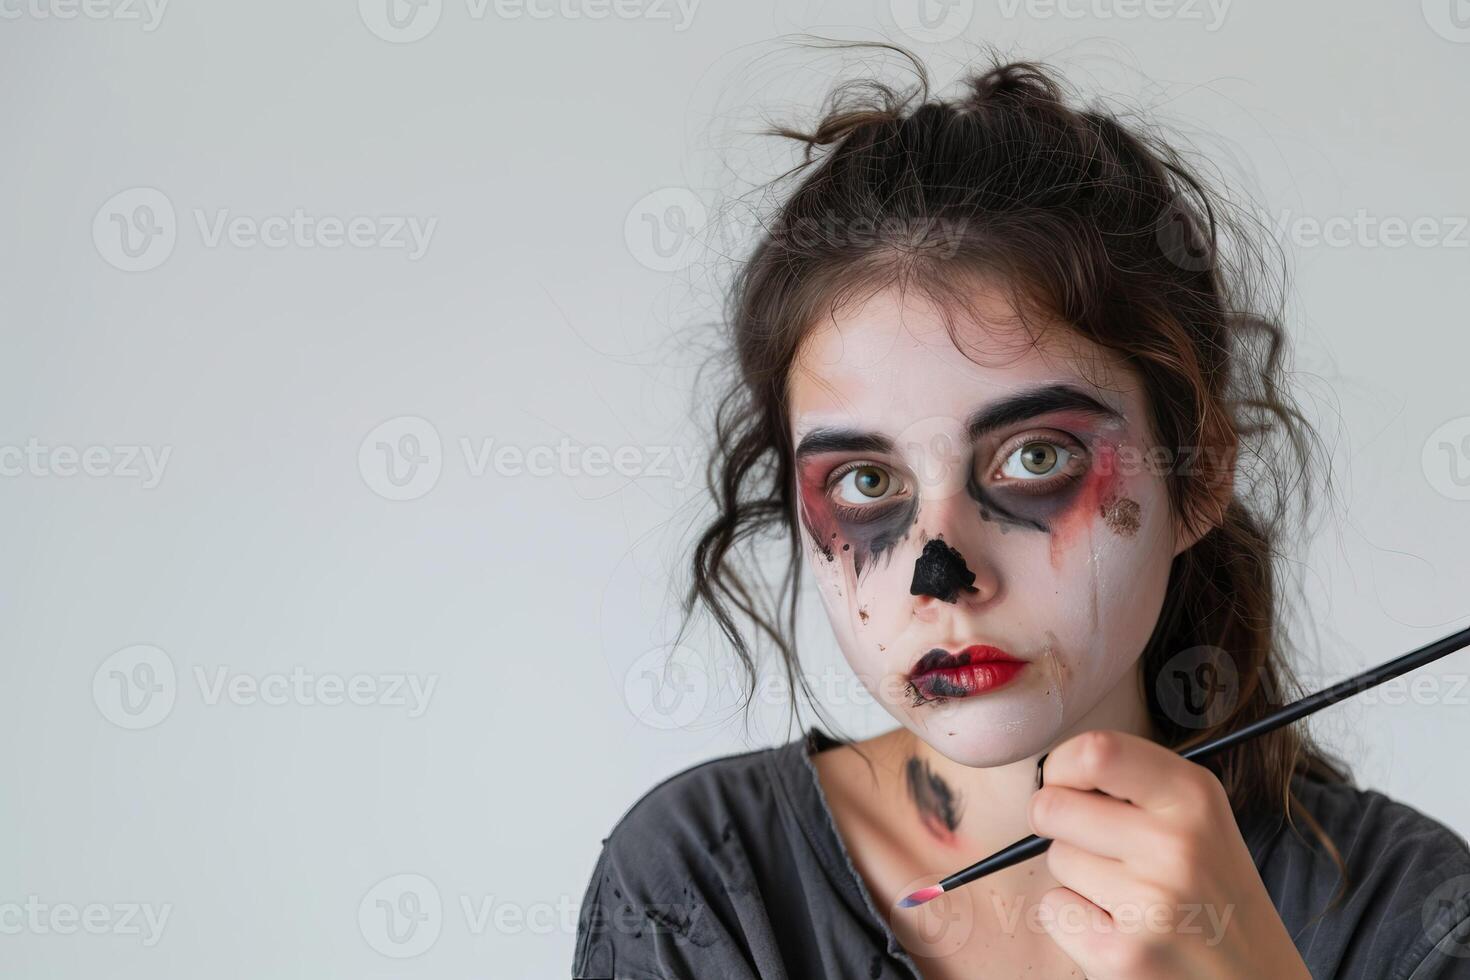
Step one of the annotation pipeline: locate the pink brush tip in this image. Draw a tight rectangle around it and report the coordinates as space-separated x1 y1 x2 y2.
897 885 944 908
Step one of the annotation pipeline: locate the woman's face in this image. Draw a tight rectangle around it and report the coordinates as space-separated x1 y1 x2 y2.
788 283 1198 767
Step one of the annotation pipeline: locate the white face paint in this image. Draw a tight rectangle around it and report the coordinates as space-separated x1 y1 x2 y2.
788 284 1194 767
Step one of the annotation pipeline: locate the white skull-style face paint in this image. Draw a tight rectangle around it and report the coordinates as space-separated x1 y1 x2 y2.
788 283 1200 768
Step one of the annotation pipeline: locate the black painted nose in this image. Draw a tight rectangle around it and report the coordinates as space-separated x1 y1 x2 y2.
909 538 980 604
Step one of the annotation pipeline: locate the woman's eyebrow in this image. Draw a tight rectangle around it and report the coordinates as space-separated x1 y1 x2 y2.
965 382 1124 440
793 383 1123 462
793 429 894 461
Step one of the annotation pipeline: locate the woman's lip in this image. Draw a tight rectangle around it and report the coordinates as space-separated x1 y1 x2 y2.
907 659 1027 700
909 644 1022 678
906 645 1027 701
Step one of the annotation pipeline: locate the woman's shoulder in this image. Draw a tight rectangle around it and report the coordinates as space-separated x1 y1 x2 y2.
1247 773 1470 976
572 733 813 979
594 735 802 856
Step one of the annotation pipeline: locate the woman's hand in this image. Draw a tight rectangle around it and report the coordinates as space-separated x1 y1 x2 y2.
1026 729 1310 980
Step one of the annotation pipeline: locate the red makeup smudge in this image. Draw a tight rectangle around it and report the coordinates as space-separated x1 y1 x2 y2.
1049 442 1120 569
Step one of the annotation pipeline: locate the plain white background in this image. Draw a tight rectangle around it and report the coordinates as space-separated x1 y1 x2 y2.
2 1 1468 976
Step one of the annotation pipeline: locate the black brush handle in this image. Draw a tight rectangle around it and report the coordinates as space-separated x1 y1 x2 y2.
933 623 1470 895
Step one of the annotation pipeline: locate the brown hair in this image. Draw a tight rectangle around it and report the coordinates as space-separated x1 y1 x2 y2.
677 45 1350 902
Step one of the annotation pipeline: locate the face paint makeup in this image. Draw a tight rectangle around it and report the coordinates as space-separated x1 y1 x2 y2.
1102 492 1142 536
908 537 980 603
904 755 964 844
788 284 1181 770
795 462 920 582
905 645 1027 702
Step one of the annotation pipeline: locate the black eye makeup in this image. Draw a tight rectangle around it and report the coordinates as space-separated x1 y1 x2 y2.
792 382 1126 567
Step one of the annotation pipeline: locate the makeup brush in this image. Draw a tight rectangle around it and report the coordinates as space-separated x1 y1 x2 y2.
897 622 1470 909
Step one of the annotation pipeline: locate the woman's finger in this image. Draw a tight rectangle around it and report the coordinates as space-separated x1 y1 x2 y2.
1036 885 1119 971
1040 729 1219 815
1043 838 1129 915
1028 785 1168 862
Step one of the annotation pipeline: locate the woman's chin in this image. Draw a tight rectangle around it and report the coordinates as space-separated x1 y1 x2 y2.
895 696 1065 767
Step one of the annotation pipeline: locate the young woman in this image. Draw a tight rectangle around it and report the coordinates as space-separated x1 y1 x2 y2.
573 52 1470 979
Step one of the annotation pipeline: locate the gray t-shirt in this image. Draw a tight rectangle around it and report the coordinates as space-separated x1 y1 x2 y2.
573 728 1470 979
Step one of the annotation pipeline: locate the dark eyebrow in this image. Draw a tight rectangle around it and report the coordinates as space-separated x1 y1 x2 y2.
793 429 894 461
793 383 1122 462
965 383 1124 440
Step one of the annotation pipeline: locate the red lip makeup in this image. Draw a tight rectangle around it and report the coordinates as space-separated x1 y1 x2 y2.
906 644 1027 702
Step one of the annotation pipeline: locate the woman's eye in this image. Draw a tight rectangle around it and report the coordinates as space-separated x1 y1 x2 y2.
834 464 897 504
999 441 1072 480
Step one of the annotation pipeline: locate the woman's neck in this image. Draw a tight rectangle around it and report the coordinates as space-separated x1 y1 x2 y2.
880 660 1159 859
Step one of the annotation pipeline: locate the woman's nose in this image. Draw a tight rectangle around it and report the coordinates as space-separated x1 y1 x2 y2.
909 537 980 604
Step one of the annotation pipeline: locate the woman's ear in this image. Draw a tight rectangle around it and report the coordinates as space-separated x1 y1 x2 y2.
1171 443 1236 557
